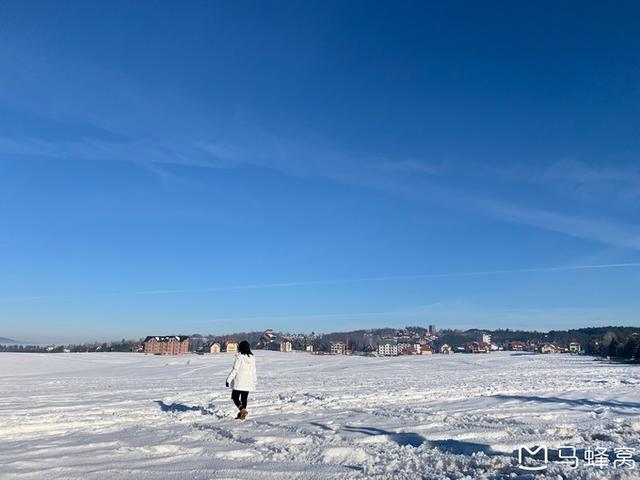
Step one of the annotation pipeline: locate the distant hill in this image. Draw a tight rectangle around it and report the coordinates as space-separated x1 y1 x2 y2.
0 337 18 344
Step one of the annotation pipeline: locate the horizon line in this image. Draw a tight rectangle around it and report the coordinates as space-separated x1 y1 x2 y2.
3 322 639 346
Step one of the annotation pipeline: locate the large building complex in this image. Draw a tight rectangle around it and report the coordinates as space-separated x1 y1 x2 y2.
143 336 190 355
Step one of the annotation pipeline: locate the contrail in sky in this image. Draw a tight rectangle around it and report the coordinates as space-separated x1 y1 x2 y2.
2 262 640 301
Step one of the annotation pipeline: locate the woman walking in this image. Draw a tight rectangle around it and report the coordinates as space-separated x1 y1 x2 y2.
225 340 257 420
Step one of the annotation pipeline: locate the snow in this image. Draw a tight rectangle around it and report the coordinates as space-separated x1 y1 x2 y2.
1 351 639 479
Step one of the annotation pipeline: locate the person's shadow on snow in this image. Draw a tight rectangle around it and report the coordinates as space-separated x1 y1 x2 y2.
343 425 497 455
155 400 212 415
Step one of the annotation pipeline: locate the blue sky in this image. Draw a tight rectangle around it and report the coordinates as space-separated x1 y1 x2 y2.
1 1 639 342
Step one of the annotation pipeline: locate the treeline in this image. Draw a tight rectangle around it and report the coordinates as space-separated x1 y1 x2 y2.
590 330 640 360
485 326 640 349
0 339 140 353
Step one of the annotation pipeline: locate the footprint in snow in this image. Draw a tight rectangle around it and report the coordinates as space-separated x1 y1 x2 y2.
591 407 609 418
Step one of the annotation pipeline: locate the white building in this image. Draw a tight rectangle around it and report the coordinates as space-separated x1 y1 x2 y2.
270 340 293 352
568 342 582 353
378 340 398 356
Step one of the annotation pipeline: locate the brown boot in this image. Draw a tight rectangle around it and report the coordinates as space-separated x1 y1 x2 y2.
239 408 248 420
235 410 242 419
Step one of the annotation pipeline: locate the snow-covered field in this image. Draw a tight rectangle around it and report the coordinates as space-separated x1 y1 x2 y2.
1 351 639 479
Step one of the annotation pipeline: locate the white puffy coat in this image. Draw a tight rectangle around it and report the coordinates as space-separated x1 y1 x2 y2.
226 353 257 392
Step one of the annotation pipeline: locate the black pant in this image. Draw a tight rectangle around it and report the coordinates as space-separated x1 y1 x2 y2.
231 389 249 410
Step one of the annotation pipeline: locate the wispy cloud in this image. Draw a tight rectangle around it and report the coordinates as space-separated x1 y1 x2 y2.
2 44 640 251
465 195 640 250
4 132 640 252
374 159 444 175
2 263 639 302
193 136 640 250
0 136 229 170
542 158 640 184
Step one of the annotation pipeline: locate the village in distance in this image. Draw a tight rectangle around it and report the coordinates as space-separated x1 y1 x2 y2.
5 324 638 362
140 326 582 356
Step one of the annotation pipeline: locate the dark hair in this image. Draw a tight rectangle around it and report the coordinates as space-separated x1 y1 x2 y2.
238 340 253 356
